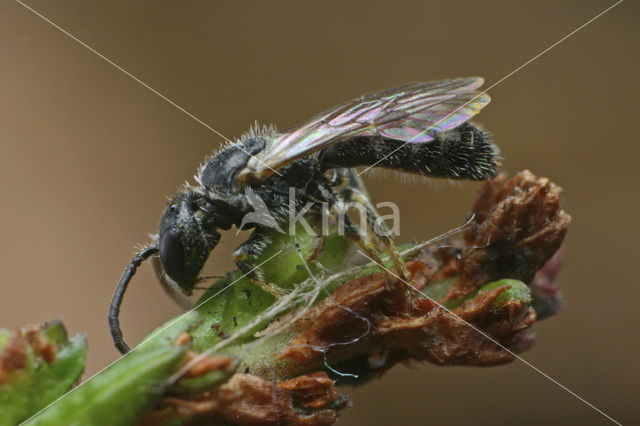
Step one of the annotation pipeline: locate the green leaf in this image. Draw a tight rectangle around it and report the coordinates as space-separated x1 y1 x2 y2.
480 279 532 306
445 279 532 309
137 311 202 351
23 345 186 426
0 321 87 426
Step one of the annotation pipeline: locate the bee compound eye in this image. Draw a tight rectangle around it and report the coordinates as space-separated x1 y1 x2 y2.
159 227 187 286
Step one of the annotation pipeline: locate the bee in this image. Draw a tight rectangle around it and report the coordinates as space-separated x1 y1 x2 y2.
109 77 499 353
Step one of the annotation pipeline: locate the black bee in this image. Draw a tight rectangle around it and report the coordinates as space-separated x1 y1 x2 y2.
109 77 499 353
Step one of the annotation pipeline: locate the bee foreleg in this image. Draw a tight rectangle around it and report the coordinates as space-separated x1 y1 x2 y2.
234 227 287 297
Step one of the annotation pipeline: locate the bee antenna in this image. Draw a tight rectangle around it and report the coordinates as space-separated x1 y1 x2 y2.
109 246 159 354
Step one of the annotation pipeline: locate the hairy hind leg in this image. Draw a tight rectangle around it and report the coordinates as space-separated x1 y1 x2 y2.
316 175 409 282
310 178 385 270
337 185 409 280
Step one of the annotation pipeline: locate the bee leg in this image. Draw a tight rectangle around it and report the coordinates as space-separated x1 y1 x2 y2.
324 169 408 282
344 168 371 200
310 178 388 271
326 168 346 187
338 186 410 282
326 168 407 279
317 189 375 260
335 203 387 268
327 167 372 200
233 228 287 297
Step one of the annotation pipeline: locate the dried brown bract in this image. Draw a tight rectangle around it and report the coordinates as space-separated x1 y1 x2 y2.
449 170 571 298
146 372 346 426
0 330 28 384
0 324 61 385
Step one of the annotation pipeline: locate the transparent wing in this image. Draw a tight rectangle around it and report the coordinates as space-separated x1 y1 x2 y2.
239 77 490 181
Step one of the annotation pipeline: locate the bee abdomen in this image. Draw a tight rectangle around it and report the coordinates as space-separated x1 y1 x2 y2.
319 122 499 181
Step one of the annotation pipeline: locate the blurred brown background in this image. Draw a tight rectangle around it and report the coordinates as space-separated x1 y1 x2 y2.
1 1 638 424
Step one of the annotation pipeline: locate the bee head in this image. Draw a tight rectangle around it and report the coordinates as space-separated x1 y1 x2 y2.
158 191 221 292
